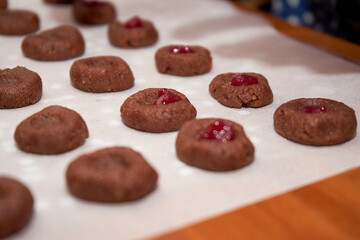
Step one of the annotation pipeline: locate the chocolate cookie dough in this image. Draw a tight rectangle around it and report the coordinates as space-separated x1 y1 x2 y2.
73 0 116 25
44 0 74 4
0 9 39 35
120 88 197 133
0 176 34 239
70 56 134 93
273 98 357 146
176 118 255 171
0 66 42 109
209 72 273 108
66 146 158 202
155 45 212 76
14 105 89 154
108 16 158 48
0 0 7 9
21 24 85 61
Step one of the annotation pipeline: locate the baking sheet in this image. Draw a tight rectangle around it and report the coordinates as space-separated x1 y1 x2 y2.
1 0 360 239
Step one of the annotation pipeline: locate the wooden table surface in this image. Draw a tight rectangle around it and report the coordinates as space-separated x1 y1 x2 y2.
151 167 360 240
149 3 360 240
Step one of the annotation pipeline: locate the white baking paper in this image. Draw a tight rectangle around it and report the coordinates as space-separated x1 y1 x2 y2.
1 0 359 239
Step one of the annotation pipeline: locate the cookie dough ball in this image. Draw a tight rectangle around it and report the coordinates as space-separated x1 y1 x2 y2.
0 9 39 35
274 98 357 146
0 0 7 9
0 66 42 109
155 45 212 76
70 56 134 93
176 118 255 171
66 147 158 202
44 0 74 4
14 105 89 154
0 176 34 239
108 16 158 48
73 0 116 25
21 24 85 61
209 72 273 108
120 88 197 133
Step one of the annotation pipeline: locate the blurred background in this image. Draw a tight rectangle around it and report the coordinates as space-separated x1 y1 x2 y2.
231 0 360 44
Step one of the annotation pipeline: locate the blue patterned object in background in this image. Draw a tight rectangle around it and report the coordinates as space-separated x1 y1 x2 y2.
271 0 339 34
270 0 360 44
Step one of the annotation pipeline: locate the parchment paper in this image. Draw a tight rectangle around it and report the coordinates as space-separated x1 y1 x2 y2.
1 0 359 239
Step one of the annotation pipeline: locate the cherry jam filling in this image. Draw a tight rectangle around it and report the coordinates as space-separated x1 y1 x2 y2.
170 46 194 54
231 74 258 86
82 1 105 7
153 88 182 105
301 105 327 113
198 120 235 143
125 16 142 29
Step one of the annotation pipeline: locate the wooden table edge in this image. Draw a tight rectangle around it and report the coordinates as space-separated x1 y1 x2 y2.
149 166 360 240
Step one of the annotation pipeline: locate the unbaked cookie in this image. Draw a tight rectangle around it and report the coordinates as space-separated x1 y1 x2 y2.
66 146 158 202
70 56 134 93
0 9 39 35
14 105 89 154
0 176 34 239
0 0 7 9
120 88 197 133
44 0 74 4
209 72 273 108
108 16 158 48
273 98 357 146
176 118 255 171
155 45 212 76
0 66 42 109
73 0 116 25
21 24 85 61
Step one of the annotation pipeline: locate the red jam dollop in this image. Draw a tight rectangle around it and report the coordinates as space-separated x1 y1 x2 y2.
231 74 258 86
198 120 235 143
125 16 142 29
301 105 327 113
153 88 182 105
170 46 194 54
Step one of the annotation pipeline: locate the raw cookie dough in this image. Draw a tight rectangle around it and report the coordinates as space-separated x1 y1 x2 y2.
21 24 85 61
273 98 357 146
44 0 74 4
0 9 39 35
209 72 273 108
120 88 197 133
66 146 158 202
70 56 134 93
108 16 158 48
0 66 42 109
0 0 7 9
73 0 116 25
155 45 212 76
14 105 89 154
0 176 34 239
176 118 255 171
